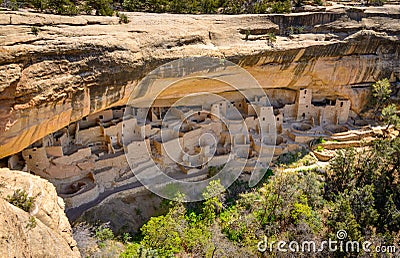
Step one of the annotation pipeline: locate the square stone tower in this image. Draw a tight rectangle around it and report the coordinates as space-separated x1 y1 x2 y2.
335 99 351 124
296 88 312 121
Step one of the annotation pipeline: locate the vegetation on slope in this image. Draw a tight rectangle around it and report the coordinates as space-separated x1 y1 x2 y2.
6 189 35 212
116 133 399 257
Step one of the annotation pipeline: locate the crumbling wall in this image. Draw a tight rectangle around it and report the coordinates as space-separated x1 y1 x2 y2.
336 99 351 124
22 147 50 174
282 104 297 121
76 126 104 145
53 148 92 166
45 146 63 157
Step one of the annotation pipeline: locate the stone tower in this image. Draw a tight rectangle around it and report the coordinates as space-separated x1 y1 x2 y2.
296 88 312 121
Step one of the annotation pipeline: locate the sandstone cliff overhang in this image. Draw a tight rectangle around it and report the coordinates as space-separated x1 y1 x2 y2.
0 7 399 159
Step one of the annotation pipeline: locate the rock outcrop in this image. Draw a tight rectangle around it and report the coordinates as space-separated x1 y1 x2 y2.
0 168 80 257
0 6 399 158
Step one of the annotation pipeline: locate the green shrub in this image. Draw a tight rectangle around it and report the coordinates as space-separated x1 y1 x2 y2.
207 165 224 178
26 216 37 229
368 0 385 5
313 0 323 5
286 25 305 35
6 0 19 10
277 148 308 166
222 0 245 14
244 28 250 40
87 0 114 16
46 0 79 15
316 137 326 144
29 0 48 12
95 223 114 242
118 13 129 24
80 2 92 14
7 189 35 212
265 32 277 46
371 78 392 113
141 215 183 256
120 243 159 258
270 0 291 13
293 0 304 7
300 153 317 166
120 232 131 244
31 26 39 36
253 2 268 13
382 104 400 129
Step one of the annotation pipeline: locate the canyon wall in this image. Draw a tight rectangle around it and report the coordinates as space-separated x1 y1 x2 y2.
0 6 399 158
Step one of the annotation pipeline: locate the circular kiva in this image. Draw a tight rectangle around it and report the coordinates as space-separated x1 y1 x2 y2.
123 57 276 201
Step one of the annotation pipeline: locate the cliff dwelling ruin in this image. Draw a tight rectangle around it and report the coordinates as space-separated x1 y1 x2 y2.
3 87 360 209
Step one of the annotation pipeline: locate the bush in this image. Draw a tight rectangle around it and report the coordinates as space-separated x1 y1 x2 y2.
286 25 304 35
207 165 224 178
368 0 385 5
371 78 392 113
29 0 47 11
4 0 19 10
120 232 131 244
7 189 35 212
95 223 114 242
292 0 304 7
26 216 37 229
244 28 250 40
316 137 326 144
313 0 323 5
120 243 159 258
270 0 291 13
118 13 129 24
277 148 308 166
382 104 400 129
46 0 79 15
31 26 39 36
87 0 114 16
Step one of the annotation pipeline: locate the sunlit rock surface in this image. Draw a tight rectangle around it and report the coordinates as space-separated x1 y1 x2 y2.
0 6 399 158
0 168 80 257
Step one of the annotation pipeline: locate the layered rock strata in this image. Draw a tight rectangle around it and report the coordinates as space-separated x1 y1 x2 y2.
0 6 399 158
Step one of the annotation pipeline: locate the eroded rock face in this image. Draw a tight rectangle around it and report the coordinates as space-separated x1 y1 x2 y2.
0 168 80 258
0 7 399 158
